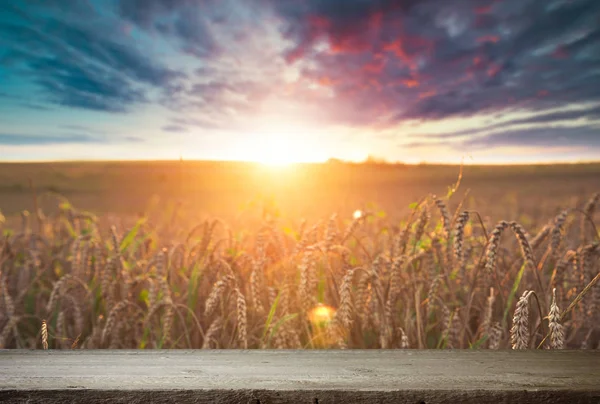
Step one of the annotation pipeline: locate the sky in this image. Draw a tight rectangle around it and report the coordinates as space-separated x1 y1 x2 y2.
1 0 599 164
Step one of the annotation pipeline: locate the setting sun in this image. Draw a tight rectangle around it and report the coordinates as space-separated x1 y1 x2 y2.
255 136 296 166
241 133 328 166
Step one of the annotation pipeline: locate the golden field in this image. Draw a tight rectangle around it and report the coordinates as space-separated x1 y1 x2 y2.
0 161 598 349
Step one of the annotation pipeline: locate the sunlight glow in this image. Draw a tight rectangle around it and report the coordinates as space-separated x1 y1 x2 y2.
239 131 329 166
256 136 296 166
308 304 336 325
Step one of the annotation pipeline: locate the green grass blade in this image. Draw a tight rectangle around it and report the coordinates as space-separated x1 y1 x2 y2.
267 313 298 348
261 292 281 341
119 217 147 253
503 263 526 327
469 335 489 349
186 264 203 323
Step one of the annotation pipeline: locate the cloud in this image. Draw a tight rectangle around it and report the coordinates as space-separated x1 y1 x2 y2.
0 133 142 146
265 0 600 129
162 124 188 133
61 125 106 134
0 133 101 145
410 103 600 140
123 136 144 142
118 0 220 57
0 3 185 113
463 126 600 149
1 0 600 157
18 103 52 111
402 125 600 151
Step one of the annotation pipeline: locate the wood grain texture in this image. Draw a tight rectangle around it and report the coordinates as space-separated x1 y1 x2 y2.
1 350 599 403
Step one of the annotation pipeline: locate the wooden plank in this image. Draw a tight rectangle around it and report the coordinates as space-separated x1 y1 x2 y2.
0 350 599 403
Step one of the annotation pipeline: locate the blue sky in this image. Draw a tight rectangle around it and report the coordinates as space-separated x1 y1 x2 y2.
1 0 599 163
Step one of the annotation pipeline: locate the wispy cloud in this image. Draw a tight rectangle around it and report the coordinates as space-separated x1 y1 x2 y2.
0 133 142 146
0 3 184 113
161 124 188 133
402 125 600 150
408 103 600 140
0 133 100 145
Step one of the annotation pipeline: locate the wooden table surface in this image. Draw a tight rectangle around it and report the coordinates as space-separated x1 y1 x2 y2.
1 350 599 403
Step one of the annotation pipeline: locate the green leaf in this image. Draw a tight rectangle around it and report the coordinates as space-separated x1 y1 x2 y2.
469 335 489 349
262 292 281 341
282 226 296 237
128 230 154 257
139 327 150 349
317 264 326 303
59 201 72 211
186 264 203 323
119 217 147 253
503 263 527 327
121 260 131 272
436 333 447 349
139 289 149 306
446 161 464 199
62 218 77 238
267 313 298 347
408 202 418 210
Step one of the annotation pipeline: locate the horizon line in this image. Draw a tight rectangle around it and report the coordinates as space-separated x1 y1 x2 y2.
1 158 599 167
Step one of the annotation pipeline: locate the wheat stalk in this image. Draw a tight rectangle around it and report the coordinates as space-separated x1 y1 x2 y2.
41 320 48 349
102 300 129 346
581 192 599 243
551 210 569 259
434 198 452 238
511 290 532 349
336 268 355 329
484 221 509 276
547 288 564 349
235 287 248 349
204 274 233 317
453 211 469 263
202 317 223 349
479 287 495 341
488 322 503 350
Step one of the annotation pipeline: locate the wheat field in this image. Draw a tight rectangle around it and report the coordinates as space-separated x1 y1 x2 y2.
0 162 598 350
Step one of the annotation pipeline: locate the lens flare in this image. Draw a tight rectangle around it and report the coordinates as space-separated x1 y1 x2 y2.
308 304 336 325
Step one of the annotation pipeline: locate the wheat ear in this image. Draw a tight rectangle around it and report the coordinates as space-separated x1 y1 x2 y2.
41 320 48 350
547 288 564 349
510 290 532 349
